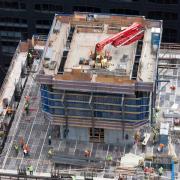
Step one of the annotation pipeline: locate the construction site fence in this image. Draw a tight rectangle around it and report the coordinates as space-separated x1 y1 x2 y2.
0 173 68 180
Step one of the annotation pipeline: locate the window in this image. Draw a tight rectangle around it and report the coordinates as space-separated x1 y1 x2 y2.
20 3 26 9
36 28 49 34
163 28 177 42
148 11 178 20
89 128 104 143
110 8 139 15
34 3 63 12
1 41 17 53
36 20 51 26
42 4 49 11
0 17 27 24
73 6 101 13
0 31 21 38
148 0 178 4
0 1 26 10
35 4 41 10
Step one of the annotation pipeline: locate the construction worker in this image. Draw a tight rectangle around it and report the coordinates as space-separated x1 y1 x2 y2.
7 106 13 117
158 166 163 176
170 85 176 91
106 154 113 162
144 167 149 178
48 135 52 145
71 175 76 180
0 130 5 138
24 102 29 115
155 106 160 113
19 137 25 149
14 144 19 154
23 144 30 156
84 149 91 158
23 149 28 157
48 148 53 158
157 143 164 152
134 131 140 143
28 164 33 175
118 175 124 180
25 96 30 103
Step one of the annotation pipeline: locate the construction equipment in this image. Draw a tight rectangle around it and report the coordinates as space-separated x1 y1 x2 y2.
95 22 144 53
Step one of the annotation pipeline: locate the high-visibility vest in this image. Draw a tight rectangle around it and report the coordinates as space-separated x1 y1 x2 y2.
48 149 52 155
158 167 163 175
28 165 33 172
14 145 19 150
71 176 76 180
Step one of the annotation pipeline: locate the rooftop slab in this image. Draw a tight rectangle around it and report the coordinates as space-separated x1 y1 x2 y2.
64 31 136 77
40 13 162 85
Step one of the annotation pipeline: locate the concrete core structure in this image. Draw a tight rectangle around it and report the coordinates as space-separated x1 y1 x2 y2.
36 12 162 144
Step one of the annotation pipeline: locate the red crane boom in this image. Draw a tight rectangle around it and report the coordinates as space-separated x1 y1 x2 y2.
95 23 144 52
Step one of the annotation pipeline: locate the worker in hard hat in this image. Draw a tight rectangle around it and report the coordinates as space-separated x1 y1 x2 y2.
157 143 164 152
24 102 29 115
152 130 158 144
48 135 52 145
118 175 124 180
134 131 140 143
7 106 13 117
170 85 176 91
14 144 19 155
23 144 30 156
144 167 149 178
19 137 25 149
158 166 163 176
25 96 30 103
84 149 91 158
28 164 33 175
155 106 160 113
23 149 28 157
48 148 53 158
71 175 76 180
106 154 113 161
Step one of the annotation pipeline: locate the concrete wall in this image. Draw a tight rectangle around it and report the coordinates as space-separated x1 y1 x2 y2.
63 126 89 141
104 129 134 145
60 125 135 144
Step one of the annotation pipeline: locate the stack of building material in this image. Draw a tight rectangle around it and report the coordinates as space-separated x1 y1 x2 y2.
145 147 154 161
52 152 104 169
168 143 178 163
159 123 169 145
119 153 144 168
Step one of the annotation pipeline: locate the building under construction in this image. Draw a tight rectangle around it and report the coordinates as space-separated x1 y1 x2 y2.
36 13 162 144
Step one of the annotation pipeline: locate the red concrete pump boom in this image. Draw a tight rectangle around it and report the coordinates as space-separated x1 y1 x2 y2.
95 23 144 52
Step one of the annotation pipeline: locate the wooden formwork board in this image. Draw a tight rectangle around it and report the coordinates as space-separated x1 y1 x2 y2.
51 117 147 130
